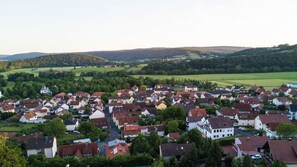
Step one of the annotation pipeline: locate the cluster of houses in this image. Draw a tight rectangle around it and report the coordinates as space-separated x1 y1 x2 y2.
1 83 297 165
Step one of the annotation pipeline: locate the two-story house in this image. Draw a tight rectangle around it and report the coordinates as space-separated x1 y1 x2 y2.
26 136 57 158
199 116 234 140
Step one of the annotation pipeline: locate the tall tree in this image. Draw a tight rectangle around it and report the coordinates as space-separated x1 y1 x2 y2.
206 141 223 167
148 131 161 156
130 134 151 155
45 118 66 137
243 156 253 167
187 129 204 149
276 122 297 139
271 160 287 167
0 134 27 167
79 121 107 141
166 120 179 133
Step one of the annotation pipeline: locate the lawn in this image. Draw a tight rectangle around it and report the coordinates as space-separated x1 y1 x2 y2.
0 123 39 132
57 133 85 145
132 72 297 89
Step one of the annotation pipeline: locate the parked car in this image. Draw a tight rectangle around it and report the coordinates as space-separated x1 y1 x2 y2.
251 154 262 160
238 127 246 130
73 130 80 134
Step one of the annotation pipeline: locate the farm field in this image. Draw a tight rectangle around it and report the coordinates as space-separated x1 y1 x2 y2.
132 72 297 89
72 66 127 76
126 64 148 72
1 66 297 89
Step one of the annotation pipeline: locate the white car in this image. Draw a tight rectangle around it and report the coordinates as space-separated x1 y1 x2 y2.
251 154 262 160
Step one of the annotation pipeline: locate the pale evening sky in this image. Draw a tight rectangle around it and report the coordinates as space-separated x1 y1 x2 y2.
1 0 297 55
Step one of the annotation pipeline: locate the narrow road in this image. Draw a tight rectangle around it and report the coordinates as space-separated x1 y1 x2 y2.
99 105 121 156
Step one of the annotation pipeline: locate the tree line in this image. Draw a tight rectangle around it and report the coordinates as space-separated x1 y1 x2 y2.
0 53 107 70
140 45 297 75
1 71 215 100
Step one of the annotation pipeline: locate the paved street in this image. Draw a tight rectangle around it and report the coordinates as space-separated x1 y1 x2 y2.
99 105 121 156
234 127 258 137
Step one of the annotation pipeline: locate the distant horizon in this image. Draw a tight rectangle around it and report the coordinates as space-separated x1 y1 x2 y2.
1 44 293 55
1 0 297 55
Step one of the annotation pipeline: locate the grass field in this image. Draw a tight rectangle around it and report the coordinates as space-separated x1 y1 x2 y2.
72 66 127 76
126 64 148 72
1 66 297 89
0 66 127 78
0 123 39 132
132 72 297 89
57 133 85 145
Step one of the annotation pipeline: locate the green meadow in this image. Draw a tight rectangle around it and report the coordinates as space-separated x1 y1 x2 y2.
132 72 297 89
1 66 297 89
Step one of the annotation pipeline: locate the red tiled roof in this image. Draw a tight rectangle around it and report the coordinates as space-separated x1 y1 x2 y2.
91 92 105 97
189 108 207 116
118 116 140 126
221 108 239 116
23 112 36 120
237 112 257 120
59 143 98 157
168 132 180 139
55 92 66 98
264 140 297 164
258 114 290 124
223 145 237 157
70 101 79 105
90 118 108 127
1 104 15 111
124 125 140 131
234 103 252 111
106 140 130 159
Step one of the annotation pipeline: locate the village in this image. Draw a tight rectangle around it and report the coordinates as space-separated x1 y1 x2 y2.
0 82 297 166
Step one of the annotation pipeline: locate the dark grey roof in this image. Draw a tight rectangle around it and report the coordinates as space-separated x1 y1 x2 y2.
207 90 232 95
289 104 297 112
64 119 77 125
183 104 196 113
187 116 204 122
26 136 55 150
160 143 194 157
208 116 233 129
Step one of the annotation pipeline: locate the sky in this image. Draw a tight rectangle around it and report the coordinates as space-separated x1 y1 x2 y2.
1 0 297 55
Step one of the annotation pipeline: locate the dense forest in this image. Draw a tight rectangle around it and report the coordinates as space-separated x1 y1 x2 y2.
6 53 107 69
140 44 297 75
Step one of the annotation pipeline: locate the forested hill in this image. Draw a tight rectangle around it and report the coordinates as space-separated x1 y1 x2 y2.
7 53 107 69
228 44 297 57
0 46 248 61
86 46 248 61
140 44 297 75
